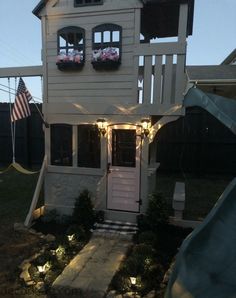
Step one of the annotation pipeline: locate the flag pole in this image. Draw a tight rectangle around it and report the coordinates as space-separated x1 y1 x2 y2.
8 78 16 163
0 84 49 128
30 97 49 128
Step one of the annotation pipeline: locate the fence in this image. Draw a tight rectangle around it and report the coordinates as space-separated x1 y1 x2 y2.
1 104 235 174
0 103 44 167
156 106 236 175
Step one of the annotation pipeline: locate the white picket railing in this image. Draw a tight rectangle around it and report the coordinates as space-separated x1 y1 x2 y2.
135 42 186 108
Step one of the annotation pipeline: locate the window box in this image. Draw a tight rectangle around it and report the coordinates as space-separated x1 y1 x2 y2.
56 61 84 71
91 59 121 70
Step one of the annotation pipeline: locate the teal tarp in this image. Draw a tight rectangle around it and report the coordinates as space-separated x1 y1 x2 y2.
165 88 236 298
184 87 236 134
165 178 236 298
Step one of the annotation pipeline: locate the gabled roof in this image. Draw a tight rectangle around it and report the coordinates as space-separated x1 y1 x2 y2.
221 49 236 65
32 0 46 17
33 0 194 38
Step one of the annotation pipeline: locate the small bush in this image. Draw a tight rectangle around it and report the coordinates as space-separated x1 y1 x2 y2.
138 193 169 233
66 224 87 241
72 189 95 231
42 209 60 223
138 231 157 246
146 192 169 227
95 210 105 223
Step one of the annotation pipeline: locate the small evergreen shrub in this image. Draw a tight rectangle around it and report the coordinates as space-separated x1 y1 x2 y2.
138 192 169 233
146 192 169 227
42 209 60 223
95 210 105 223
66 224 87 241
72 189 95 231
137 231 157 246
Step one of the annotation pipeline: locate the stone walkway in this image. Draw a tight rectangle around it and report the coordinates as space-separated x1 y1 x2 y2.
52 233 132 298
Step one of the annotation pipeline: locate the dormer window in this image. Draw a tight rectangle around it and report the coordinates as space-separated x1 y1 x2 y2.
74 0 103 6
56 26 85 71
92 24 122 70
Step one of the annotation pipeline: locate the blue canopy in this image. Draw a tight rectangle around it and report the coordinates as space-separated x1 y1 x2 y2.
165 87 236 298
184 87 236 134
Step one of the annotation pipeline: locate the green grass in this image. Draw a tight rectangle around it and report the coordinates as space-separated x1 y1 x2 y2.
0 168 40 226
0 168 233 226
155 172 234 221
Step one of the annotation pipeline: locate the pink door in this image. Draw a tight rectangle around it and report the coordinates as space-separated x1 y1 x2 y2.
107 125 141 212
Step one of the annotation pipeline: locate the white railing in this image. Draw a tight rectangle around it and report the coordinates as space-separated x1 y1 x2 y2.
134 42 186 107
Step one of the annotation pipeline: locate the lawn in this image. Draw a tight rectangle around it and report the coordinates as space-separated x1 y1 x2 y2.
156 171 234 220
0 169 234 296
0 167 40 226
0 168 233 226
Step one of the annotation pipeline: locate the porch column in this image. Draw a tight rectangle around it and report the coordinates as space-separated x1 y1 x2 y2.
140 137 149 213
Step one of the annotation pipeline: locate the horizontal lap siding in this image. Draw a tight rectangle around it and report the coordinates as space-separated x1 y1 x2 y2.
46 10 135 104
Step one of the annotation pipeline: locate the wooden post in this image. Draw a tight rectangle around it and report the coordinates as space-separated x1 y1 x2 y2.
24 156 47 227
140 137 149 213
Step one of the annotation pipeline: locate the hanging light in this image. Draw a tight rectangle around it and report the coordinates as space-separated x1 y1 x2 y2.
141 118 151 137
97 118 107 136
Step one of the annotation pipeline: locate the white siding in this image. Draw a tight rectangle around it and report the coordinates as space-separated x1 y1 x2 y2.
44 0 141 104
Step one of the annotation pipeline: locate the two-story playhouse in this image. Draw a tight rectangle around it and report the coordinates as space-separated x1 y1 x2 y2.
32 0 194 223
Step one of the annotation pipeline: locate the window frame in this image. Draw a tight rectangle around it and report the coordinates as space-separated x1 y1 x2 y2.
57 26 85 70
92 23 122 69
77 124 101 169
50 124 73 167
74 0 103 7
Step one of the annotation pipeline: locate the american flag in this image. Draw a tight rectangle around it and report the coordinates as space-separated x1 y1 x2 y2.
11 77 32 122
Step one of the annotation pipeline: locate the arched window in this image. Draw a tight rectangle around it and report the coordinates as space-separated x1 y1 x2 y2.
92 24 122 69
56 26 85 70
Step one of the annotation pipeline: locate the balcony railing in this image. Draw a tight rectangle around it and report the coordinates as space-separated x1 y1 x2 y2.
134 42 187 110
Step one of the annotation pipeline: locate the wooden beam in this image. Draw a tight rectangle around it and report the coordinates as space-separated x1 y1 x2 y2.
178 3 188 43
0 66 43 78
134 42 186 56
44 102 184 116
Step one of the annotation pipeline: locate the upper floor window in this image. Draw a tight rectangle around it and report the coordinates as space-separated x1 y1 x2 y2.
74 0 103 6
56 26 85 70
92 24 122 69
51 124 72 166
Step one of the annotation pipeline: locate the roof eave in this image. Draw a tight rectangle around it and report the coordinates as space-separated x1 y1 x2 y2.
32 0 46 18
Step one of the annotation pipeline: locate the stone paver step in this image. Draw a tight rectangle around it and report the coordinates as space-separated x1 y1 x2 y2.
94 220 138 236
52 233 132 297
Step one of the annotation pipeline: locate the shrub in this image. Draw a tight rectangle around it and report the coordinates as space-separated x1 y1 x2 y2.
146 192 169 227
138 231 157 246
72 189 95 231
95 210 105 223
138 192 169 233
66 224 87 241
42 209 60 223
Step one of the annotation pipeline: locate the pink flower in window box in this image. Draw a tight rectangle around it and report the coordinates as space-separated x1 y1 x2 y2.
57 51 66 63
